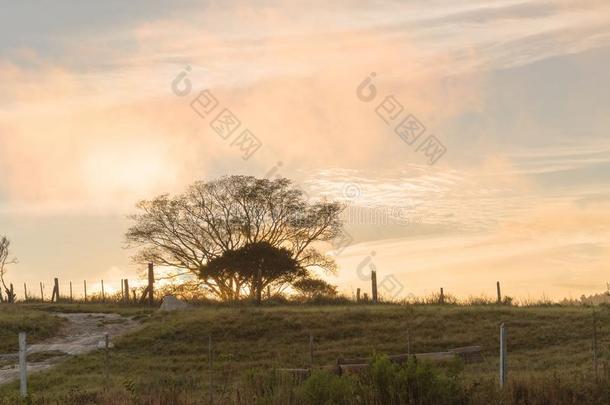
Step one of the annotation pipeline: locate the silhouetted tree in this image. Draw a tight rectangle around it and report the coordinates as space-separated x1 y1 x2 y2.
202 242 305 303
126 176 344 300
0 236 17 303
293 277 338 300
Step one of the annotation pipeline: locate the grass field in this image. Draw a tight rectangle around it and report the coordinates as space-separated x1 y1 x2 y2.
0 306 64 353
0 303 609 404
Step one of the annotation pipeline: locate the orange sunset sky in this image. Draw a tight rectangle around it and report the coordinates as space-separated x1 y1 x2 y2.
1 0 610 300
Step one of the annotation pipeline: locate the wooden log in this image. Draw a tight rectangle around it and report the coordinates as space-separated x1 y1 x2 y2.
339 363 368 375
40 282 44 302
356 288 361 303
337 350 468 366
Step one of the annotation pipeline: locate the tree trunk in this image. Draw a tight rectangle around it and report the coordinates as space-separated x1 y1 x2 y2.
256 267 263 305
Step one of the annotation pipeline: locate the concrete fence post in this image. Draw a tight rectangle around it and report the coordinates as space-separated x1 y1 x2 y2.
500 323 507 387
19 332 27 398
104 332 110 387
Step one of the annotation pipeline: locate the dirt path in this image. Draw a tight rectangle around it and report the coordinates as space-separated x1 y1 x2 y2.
0 313 140 385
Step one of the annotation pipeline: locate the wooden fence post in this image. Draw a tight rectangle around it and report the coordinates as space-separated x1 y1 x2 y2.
500 323 507 387
23 283 28 302
69 281 73 302
120 279 124 301
371 270 378 303
84 280 87 302
51 278 59 302
356 288 361 303
439 288 445 305
148 263 155 306
19 332 27 398
124 279 130 303
9 283 14 303
497 282 502 304
101 280 105 303
40 282 44 302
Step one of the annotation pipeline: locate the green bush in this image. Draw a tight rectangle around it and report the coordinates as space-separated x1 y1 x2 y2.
365 355 464 405
301 370 355 405
297 356 465 405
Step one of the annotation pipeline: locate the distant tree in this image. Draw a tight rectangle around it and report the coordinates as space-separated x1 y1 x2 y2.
126 176 344 300
293 277 338 300
0 236 17 303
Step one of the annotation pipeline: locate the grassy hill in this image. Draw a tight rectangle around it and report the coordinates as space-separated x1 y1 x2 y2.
0 303 608 404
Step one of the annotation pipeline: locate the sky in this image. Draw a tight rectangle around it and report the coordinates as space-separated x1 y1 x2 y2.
0 0 609 300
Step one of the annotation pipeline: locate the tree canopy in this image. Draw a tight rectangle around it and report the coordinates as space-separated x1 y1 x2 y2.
126 176 344 300
202 241 305 302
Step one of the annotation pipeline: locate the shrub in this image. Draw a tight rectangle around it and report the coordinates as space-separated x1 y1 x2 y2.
365 355 464 405
300 370 355 405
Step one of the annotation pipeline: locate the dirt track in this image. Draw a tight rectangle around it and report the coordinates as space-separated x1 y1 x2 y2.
0 313 139 384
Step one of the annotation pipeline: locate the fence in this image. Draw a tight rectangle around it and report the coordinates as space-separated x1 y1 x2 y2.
1 263 157 305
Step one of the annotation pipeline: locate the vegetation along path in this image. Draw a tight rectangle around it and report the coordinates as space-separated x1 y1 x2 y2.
0 312 140 385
